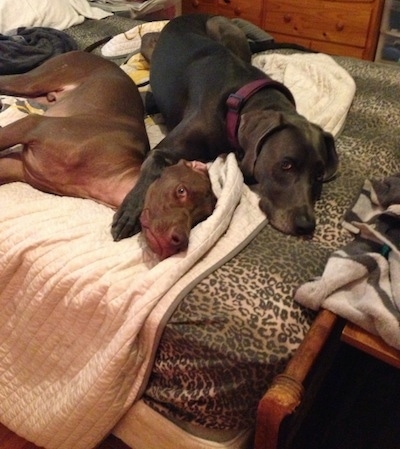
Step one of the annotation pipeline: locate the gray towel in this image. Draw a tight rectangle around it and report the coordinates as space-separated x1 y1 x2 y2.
0 26 77 75
295 174 400 350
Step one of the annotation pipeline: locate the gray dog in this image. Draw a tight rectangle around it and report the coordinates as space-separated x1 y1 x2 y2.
112 14 339 240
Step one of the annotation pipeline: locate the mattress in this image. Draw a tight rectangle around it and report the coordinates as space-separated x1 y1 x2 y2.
113 400 253 449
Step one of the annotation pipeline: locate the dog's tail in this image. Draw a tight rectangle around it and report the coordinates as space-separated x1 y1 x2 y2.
83 35 113 53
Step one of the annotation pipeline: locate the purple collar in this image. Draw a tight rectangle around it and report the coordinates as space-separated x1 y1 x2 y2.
226 79 296 151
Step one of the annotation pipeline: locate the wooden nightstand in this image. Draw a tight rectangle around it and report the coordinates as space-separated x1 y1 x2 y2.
284 322 400 449
182 0 385 59
263 0 385 59
182 0 264 26
257 315 400 449
341 321 400 368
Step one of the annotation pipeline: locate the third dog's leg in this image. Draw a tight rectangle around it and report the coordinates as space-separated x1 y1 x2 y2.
0 116 39 184
0 153 24 184
0 115 41 150
206 16 252 62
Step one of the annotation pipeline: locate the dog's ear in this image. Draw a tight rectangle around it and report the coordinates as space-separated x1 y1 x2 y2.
141 32 161 63
237 110 284 179
321 131 339 182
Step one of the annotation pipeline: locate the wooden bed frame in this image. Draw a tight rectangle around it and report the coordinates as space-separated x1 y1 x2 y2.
255 308 400 449
254 309 340 449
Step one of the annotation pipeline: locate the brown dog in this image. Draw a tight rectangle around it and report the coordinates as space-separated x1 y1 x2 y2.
0 51 216 259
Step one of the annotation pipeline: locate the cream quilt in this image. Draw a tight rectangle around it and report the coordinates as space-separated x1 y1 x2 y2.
0 152 266 449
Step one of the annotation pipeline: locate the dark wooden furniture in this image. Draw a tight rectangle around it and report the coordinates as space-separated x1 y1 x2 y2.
254 310 400 449
182 0 385 59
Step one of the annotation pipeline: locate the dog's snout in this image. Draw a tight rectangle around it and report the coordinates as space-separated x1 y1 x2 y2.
169 228 189 251
294 213 316 235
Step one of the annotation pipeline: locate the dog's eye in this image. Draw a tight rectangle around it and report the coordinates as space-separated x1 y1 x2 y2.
176 185 187 199
281 159 293 171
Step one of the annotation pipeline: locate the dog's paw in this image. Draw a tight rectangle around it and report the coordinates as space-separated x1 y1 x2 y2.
111 205 142 241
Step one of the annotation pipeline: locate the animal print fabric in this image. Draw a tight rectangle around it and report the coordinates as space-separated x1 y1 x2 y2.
143 53 400 430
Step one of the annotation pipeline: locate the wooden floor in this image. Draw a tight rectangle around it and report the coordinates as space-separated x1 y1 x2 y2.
0 423 130 449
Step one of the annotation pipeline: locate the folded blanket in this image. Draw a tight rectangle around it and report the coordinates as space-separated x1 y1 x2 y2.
252 52 356 137
295 175 400 350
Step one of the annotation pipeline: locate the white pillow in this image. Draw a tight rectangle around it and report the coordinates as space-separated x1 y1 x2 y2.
0 0 112 34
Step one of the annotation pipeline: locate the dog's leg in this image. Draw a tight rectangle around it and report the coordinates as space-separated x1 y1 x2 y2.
206 16 252 63
112 148 181 240
0 115 34 184
141 32 161 63
0 153 24 184
0 69 67 99
0 51 110 100
0 115 48 186
0 115 42 151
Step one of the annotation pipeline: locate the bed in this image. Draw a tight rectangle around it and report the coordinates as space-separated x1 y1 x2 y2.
0 6 399 449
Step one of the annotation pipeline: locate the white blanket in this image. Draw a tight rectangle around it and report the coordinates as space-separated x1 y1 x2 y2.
0 152 266 449
0 0 112 34
252 52 356 137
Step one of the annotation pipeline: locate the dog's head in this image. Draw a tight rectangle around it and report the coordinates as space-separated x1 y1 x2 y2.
139 160 217 259
238 110 338 235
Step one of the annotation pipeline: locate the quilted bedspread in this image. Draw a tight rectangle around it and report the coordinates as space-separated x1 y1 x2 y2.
0 153 266 449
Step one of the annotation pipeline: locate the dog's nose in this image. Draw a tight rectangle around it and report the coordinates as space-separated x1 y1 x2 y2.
294 214 316 235
156 228 189 260
169 229 189 252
